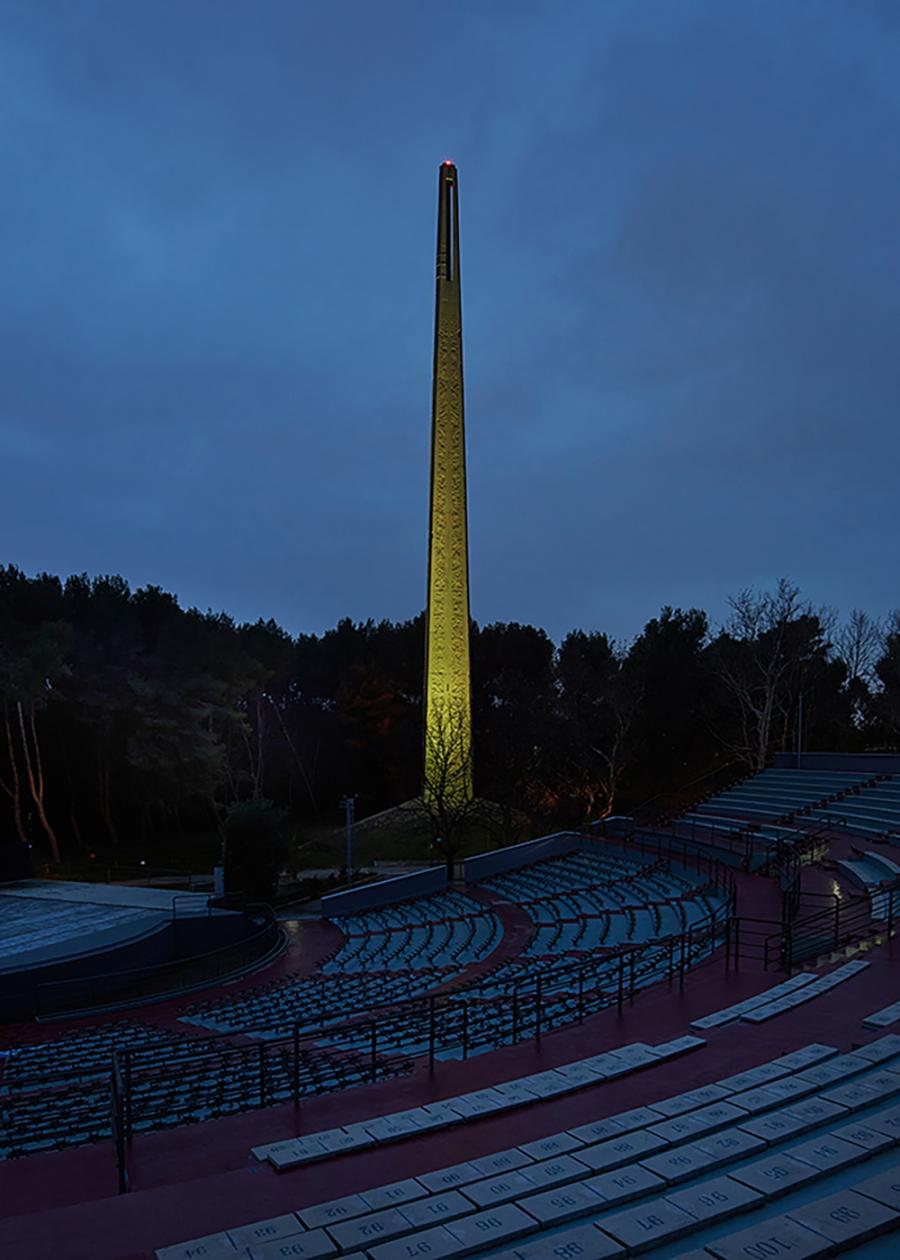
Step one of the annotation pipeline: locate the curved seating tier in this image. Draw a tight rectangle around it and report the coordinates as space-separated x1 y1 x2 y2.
323 891 501 974
694 768 880 825
479 845 724 962
810 779 900 843
155 1032 900 1260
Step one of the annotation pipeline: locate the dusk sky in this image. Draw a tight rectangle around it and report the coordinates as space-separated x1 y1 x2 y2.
3 1 899 645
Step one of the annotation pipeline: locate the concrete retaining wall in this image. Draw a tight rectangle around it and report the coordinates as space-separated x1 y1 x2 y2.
463 832 581 883
321 866 446 917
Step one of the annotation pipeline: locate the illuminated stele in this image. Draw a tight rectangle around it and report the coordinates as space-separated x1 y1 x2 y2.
424 160 472 806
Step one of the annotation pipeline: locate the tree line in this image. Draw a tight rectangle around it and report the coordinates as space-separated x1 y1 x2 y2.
1 565 898 868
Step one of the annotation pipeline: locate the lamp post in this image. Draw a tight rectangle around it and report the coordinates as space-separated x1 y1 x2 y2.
340 795 356 887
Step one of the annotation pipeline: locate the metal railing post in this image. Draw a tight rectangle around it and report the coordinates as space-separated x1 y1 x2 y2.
258 1043 266 1106
679 930 686 992
125 1049 133 1144
833 896 841 950
617 953 624 1013
724 916 731 973
535 978 542 1045
462 1001 469 1060
370 1022 378 1082
428 995 436 1072
578 969 584 1023
628 950 635 1000
292 1023 300 1106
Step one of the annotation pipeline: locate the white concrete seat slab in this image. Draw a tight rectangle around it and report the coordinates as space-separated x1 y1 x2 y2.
462 1170 536 1209
516 1181 605 1227
367 1225 461 1260
515 1070 576 1098
583 1162 666 1206
576 1129 668 1173
855 1164 900 1209
738 1108 818 1145
581 1053 632 1079
156 1233 237 1260
695 1128 766 1168
796 1051 872 1087
653 1035 706 1058
860 1103 900 1143
518 1132 583 1161
569 1117 634 1145
790 1132 866 1172
724 1084 796 1116
761 1075 818 1104
470 1147 533 1177
665 1173 763 1225
597 1198 697 1253
771 1044 838 1071
419 1100 467 1127
445 1203 539 1252
787 1187 899 1250
298 1194 368 1231
552 1060 610 1087
248 1231 337 1259
228 1216 304 1248
360 1179 429 1211
639 1142 720 1185
419 1161 483 1193
830 1120 895 1153
326 1206 411 1251
864 1002 900 1029
364 1113 426 1143
668 1101 751 1139
489 1221 625 1258
717 1062 788 1092
649 1083 731 1117
730 1152 822 1199
742 1000 792 1023
822 1078 899 1112
519 1153 590 1191
605 1043 661 1069
491 1079 546 1104
449 1088 513 1117
268 1137 329 1170
855 1034 900 1064
399 1191 473 1230
605 1105 666 1131
704 1214 831 1260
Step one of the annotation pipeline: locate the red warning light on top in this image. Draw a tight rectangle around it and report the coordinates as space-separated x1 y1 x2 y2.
443 159 453 166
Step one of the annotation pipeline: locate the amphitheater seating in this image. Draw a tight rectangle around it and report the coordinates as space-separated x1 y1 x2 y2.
249 1037 707 1171
0 1028 410 1160
323 891 501 974
694 768 877 825
809 779 900 842
155 1033 900 1260
480 847 724 961
866 1001 900 1030
691 960 868 1030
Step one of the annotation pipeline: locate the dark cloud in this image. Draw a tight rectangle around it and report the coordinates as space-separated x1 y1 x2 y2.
2 0 898 642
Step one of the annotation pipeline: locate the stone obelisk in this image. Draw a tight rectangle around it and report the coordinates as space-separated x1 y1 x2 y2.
423 161 472 805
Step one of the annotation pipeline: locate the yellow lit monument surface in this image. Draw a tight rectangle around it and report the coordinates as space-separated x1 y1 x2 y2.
424 161 472 806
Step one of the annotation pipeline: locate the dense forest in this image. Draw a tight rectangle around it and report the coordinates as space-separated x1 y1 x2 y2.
0 565 898 871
